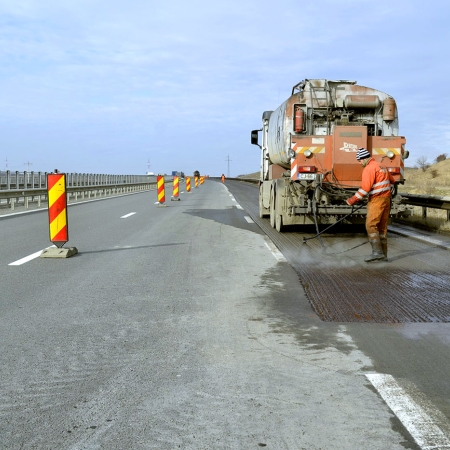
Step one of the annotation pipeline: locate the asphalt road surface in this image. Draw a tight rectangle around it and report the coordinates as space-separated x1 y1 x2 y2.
1 179 449 449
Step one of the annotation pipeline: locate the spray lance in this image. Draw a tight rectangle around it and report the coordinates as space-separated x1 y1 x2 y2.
302 202 365 245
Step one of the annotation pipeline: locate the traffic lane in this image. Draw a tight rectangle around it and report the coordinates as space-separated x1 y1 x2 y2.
0 180 414 448
0 182 259 445
2 188 193 269
0 192 156 306
0 181 230 251
1 186 232 311
226 180 450 437
0 209 51 265
1 190 194 316
0 192 150 267
0 187 239 423
0 183 253 445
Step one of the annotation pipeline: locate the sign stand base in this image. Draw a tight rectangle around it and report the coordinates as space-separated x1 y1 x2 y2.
40 247 78 258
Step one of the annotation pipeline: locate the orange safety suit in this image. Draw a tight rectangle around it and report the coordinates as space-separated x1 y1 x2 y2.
346 158 395 255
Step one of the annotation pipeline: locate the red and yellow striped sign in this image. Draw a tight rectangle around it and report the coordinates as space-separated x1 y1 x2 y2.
157 175 165 203
186 176 191 192
47 173 68 248
200 176 204 185
194 176 199 188
172 176 179 198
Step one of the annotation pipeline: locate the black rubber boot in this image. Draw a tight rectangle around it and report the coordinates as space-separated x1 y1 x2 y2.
380 236 388 261
364 239 386 262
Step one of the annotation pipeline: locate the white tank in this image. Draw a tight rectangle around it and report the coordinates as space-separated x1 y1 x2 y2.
264 79 399 169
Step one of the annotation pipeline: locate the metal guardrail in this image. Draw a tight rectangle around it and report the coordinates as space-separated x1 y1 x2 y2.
0 171 153 190
0 171 163 212
398 192 450 220
0 183 158 211
398 193 450 210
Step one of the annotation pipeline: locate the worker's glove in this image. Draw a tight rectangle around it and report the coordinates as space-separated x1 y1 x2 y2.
346 197 357 206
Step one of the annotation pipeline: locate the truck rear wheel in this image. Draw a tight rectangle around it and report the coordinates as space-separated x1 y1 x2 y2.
275 188 285 232
269 189 276 228
259 187 269 218
275 207 284 232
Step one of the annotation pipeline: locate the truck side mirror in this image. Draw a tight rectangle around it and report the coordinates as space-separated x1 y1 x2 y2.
251 130 261 147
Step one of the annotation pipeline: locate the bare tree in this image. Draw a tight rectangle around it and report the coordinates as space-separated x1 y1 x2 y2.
416 155 429 172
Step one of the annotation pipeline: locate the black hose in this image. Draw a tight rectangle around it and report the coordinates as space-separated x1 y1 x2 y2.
311 188 325 249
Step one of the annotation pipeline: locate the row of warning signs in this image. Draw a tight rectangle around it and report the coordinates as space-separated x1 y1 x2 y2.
43 173 207 258
156 175 205 204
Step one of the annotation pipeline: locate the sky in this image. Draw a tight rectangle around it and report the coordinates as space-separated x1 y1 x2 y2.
0 0 449 177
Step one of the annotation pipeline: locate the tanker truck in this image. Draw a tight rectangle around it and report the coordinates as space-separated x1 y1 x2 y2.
251 78 411 231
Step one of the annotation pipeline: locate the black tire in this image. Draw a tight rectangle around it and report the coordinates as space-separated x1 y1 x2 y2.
275 187 285 232
269 189 276 228
275 207 284 232
259 188 269 218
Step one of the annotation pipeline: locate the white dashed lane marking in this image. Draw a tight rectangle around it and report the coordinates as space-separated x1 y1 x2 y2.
120 212 136 219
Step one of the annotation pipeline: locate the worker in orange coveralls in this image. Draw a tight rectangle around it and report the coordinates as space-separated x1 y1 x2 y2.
221 174 226 183
346 148 395 262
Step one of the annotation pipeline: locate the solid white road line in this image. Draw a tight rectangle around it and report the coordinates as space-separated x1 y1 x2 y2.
366 373 450 449
264 238 287 262
244 216 254 223
120 212 136 219
389 225 450 250
9 246 56 266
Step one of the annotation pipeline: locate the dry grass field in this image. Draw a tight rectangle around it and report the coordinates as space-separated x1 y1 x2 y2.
403 159 450 196
400 159 450 234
